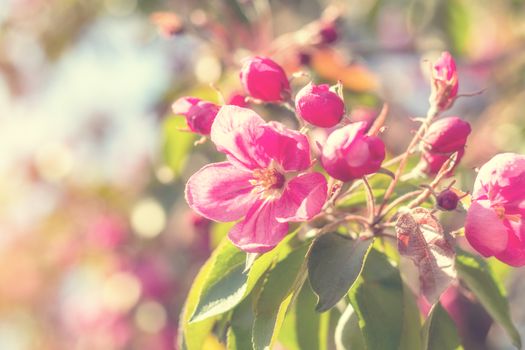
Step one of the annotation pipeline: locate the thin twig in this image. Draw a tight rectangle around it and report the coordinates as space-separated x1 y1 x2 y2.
362 176 375 223
378 105 440 215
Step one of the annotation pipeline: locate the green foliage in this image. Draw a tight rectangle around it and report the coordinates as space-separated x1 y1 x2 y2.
252 245 309 350
421 302 463 350
348 249 404 350
190 234 299 323
162 116 195 178
307 233 373 312
456 249 522 349
295 282 328 350
334 304 365 350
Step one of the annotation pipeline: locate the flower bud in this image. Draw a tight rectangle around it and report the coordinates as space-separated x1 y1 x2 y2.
429 51 458 111
423 117 471 154
321 122 385 181
436 189 460 211
318 22 338 44
420 149 464 176
240 56 291 102
295 82 345 128
172 97 219 135
227 92 248 108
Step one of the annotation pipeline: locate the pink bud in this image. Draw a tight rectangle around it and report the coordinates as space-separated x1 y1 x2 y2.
240 56 291 102
295 83 345 128
227 92 248 108
437 189 460 211
172 97 219 135
420 149 464 176
465 153 525 266
321 122 385 181
423 117 471 154
318 22 338 44
430 51 459 111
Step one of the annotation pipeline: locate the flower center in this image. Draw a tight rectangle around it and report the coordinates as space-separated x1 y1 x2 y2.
493 204 521 223
250 167 285 199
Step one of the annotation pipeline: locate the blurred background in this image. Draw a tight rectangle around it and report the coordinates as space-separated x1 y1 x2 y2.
0 0 524 349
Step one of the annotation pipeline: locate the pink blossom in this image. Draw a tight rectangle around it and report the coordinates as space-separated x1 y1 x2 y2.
320 121 385 181
185 105 327 253
295 82 345 128
465 153 525 266
430 51 459 111
172 97 219 135
240 56 291 102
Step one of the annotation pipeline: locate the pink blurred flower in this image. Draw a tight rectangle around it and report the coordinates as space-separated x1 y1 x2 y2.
320 121 385 181
295 82 345 128
430 52 459 111
185 105 327 253
240 56 291 102
171 97 220 135
465 153 525 266
318 21 339 44
87 214 127 249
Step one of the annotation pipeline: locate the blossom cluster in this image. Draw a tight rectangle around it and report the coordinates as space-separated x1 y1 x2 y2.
174 52 525 267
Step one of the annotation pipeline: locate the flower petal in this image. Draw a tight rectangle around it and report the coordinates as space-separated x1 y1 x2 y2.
228 200 289 253
257 122 312 171
465 200 508 257
495 221 525 267
275 172 327 222
210 105 269 170
185 161 256 222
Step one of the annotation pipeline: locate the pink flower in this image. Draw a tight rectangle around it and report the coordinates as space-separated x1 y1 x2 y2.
430 52 459 111
172 97 219 135
185 105 327 253
240 56 291 102
320 121 385 181
465 153 525 266
295 82 345 128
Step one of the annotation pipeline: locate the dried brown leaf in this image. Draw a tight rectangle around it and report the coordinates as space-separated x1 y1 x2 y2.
395 208 456 303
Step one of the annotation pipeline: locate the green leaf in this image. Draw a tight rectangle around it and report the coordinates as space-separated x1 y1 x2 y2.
162 116 195 177
348 249 404 350
189 239 246 323
295 281 323 350
456 249 522 349
190 233 297 323
253 245 309 350
421 302 463 350
334 304 365 350
399 283 423 350
227 294 255 350
179 241 224 350
307 233 373 312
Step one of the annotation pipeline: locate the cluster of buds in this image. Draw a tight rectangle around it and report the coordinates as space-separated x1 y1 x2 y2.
173 51 525 269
